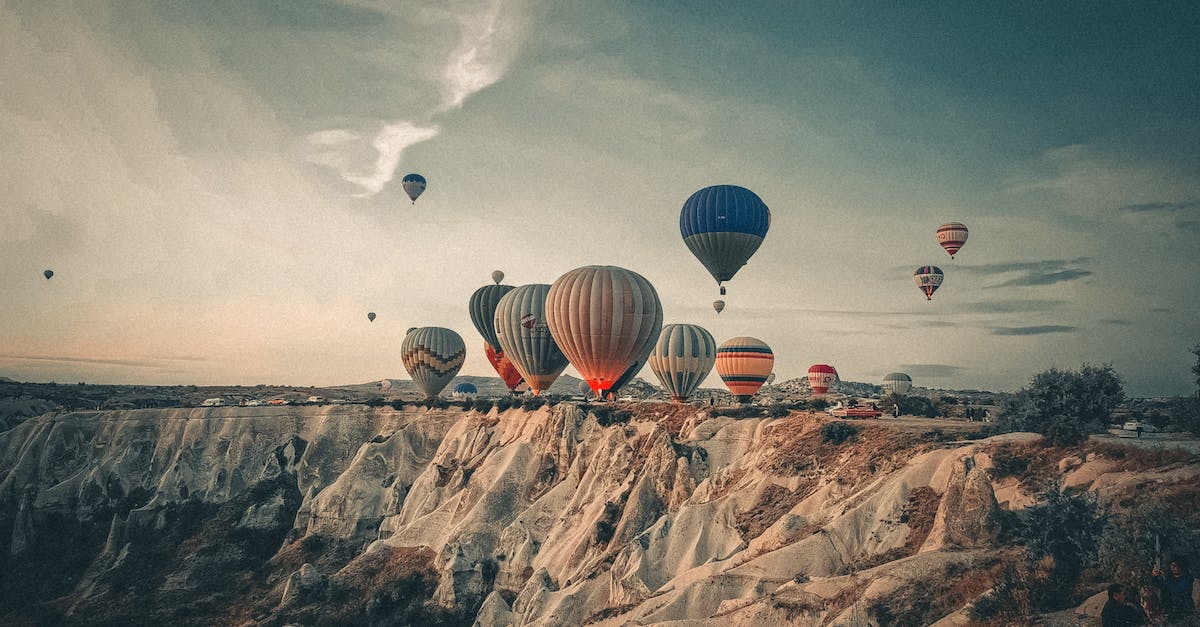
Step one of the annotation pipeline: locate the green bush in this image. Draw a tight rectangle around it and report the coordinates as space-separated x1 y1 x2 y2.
472 399 494 413
994 364 1124 446
820 421 858 444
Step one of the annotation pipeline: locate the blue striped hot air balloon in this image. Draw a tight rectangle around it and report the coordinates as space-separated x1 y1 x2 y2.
680 185 771 296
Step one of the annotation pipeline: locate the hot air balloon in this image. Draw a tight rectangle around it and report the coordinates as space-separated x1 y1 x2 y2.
680 185 771 296
491 270 505 285
407 327 417 335
936 223 968 258
649 324 717 403
713 300 725 314
367 312 376 322
715 337 774 403
380 379 393 393
401 173 426 204
807 364 838 396
914 266 944 301
469 284 515 355
43 270 53 280
767 372 776 385
578 379 594 398
882 372 912 396
484 342 524 394
401 327 466 398
546 266 663 398
494 284 570 395
452 382 478 400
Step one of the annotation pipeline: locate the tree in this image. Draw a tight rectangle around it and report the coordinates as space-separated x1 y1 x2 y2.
1184 343 1200 436
995 364 1124 446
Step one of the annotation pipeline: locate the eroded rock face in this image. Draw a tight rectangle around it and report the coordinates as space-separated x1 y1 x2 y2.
921 456 1002 552
2 404 1145 626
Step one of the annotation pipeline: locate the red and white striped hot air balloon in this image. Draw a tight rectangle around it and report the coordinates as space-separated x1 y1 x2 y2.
715 337 774 403
936 222 968 258
807 364 838 396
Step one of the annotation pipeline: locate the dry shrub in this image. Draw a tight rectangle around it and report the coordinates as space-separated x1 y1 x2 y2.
986 441 1060 491
901 486 941 553
1082 441 1195 471
869 557 1006 627
735 483 812 540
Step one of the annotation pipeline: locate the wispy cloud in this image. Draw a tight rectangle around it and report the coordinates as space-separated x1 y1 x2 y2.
308 0 526 196
1099 319 1132 326
949 257 1094 288
0 354 207 369
899 364 966 379
955 299 1064 314
991 325 1077 336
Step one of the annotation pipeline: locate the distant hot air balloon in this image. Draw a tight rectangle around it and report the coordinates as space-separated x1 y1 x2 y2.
469 284 515 355
882 372 912 396
401 173 426 204
680 185 771 296
452 382 478 400
484 342 524 394
380 379 393 392
578 379 593 398
715 337 774 403
767 372 776 385
492 270 505 285
914 266 944 301
713 300 725 314
401 327 466 399
546 266 663 398
807 364 838 396
43 270 54 280
936 223 969 258
367 312 376 322
649 324 717 403
494 284 570 395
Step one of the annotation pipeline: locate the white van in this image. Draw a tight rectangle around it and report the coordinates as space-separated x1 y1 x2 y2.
201 398 225 407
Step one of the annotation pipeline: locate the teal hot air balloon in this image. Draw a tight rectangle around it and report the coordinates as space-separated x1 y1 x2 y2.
546 266 663 398
469 283 515 354
680 185 771 296
494 284 570 395
367 312 376 322
401 173 426 204
648 324 717 403
401 327 466 398
43 270 54 280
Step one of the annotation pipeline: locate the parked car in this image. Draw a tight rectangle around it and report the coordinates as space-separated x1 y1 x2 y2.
1121 421 1159 433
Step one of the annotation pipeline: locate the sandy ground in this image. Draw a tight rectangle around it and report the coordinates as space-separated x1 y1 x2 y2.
1091 429 1200 454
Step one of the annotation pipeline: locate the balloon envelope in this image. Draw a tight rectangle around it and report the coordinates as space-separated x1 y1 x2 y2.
401 327 466 398
715 337 774 403
680 185 771 289
380 379 392 392
494 284 570 395
367 312 376 322
649 324 717 403
882 372 912 395
808 364 838 395
492 270 505 285
452 382 478 400
936 223 968 258
401 173 426 203
43 270 53 280
713 300 725 314
469 284 515 355
484 342 525 393
914 266 944 300
546 266 663 397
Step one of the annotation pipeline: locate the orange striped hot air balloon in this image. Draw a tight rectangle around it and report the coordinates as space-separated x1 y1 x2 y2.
715 337 774 403
546 266 663 398
936 223 968 258
807 364 838 395
484 342 524 394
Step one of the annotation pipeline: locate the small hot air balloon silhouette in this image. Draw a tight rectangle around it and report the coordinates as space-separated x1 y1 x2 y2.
680 185 771 296
807 364 838 395
882 373 912 396
715 337 774 403
367 312 376 322
914 266 944 301
936 223 968 258
401 173 426 204
43 270 54 280
492 270 505 285
713 300 725 314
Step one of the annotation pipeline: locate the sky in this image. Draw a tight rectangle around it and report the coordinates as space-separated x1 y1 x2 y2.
2 0 1198 396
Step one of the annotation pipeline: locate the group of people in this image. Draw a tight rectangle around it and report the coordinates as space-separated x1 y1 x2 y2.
1102 558 1196 625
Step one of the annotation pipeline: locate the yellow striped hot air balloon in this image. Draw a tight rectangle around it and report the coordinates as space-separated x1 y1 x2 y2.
546 266 663 398
401 327 466 398
715 337 774 403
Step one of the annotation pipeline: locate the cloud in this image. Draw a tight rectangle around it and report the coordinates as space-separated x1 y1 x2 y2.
954 299 1064 314
1118 201 1199 214
988 268 1093 288
1099 319 1132 326
990 325 1077 336
899 364 966 379
0 354 206 369
307 0 527 196
949 257 1094 288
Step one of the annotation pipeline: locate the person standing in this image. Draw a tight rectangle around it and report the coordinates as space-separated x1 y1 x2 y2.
1154 558 1196 618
